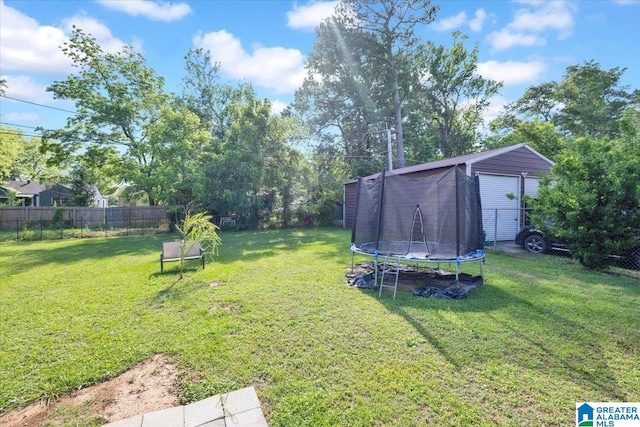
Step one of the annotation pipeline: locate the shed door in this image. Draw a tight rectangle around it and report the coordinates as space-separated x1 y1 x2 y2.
478 174 520 241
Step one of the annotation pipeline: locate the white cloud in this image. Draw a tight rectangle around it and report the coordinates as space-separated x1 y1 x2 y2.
0 2 72 74
3 112 41 123
271 100 289 115
432 11 467 32
287 1 338 30
193 30 306 94
96 0 191 21
477 60 546 86
509 1 575 38
611 0 640 5
486 29 545 51
469 9 487 32
62 13 135 53
486 1 576 51
1 74 67 108
0 2 133 76
483 95 508 127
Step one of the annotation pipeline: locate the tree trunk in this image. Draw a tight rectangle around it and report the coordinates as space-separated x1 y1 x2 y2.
392 67 405 168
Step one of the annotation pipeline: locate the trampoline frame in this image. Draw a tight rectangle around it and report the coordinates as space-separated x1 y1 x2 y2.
350 243 485 297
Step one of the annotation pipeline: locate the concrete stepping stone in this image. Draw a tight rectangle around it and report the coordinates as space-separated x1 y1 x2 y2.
103 386 266 427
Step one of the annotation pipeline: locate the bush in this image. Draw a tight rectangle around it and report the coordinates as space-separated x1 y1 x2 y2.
535 135 640 270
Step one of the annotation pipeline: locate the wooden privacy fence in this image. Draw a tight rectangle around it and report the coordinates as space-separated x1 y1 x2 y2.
0 206 168 230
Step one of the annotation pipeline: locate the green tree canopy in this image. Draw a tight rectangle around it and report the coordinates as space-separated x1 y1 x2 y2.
0 127 54 182
534 124 640 269
336 0 439 168
489 61 635 158
42 26 172 205
0 127 24 182
295 0 439 174
407 31 502 159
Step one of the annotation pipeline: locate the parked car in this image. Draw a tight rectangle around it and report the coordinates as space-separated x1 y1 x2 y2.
515 225 640 270
515 225 569 254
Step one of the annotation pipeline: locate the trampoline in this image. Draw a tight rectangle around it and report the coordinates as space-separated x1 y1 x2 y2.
350 166 485 298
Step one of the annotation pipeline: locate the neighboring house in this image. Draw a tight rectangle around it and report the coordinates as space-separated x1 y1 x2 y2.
0 180 45 206
114 184 149 207
38 184 74 207
0 180 108 207
343 143 554 242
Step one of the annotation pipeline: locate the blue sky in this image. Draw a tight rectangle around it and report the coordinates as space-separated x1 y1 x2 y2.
1 0 639 135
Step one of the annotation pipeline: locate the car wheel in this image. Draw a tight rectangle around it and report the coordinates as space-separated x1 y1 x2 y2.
523 234 547 254
624 248 640 270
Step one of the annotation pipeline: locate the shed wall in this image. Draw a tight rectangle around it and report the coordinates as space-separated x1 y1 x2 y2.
470 146 552 177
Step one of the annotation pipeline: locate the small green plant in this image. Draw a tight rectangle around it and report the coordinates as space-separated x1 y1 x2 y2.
174 210 222 279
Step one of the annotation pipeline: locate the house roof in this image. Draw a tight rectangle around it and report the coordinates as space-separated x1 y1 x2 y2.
1 180 46 198
347 143 554 183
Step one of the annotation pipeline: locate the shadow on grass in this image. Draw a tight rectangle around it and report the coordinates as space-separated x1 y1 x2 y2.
369 275 634 401
2 228 350 277
1 235 168 276
213 228 349 266
364 284 510 370
149 274 204 306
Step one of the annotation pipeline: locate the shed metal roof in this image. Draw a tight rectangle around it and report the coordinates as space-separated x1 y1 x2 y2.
347 143 554 183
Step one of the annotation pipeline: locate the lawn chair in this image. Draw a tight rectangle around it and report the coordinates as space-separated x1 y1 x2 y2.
160 241 204 273
219 216 236 227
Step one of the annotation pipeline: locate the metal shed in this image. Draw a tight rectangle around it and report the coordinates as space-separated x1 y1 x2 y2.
343 143 554 242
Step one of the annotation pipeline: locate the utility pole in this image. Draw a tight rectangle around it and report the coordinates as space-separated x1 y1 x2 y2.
386 123 393 171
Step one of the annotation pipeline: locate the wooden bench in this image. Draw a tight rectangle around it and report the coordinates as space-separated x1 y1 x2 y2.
160 241 204 273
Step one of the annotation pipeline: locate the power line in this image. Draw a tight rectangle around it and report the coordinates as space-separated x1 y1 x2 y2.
0 95 77 114
0 121 40 130
0 129 44 138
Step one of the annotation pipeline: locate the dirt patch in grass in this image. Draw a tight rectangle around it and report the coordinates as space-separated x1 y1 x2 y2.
0 354 179 426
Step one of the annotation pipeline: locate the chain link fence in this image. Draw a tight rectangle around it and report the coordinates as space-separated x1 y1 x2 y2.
0 206 171 242
481 207 529 249
481 207 640 271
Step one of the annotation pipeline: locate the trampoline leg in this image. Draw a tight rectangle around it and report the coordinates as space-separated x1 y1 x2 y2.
350 250 355 274
378 260 383 298
374 258 378 289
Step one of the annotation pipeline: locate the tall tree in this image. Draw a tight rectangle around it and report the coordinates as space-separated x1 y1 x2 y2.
0 127 24 182
293 16 384 179
484 119 565 160
180 48 235 142
490 61 635 156
334 0 438 168
124 101 210 208
41 27 171 205
69 161 99 206
408 31 502 158
201 86 303 227
0 127 54 181
555 61 633 138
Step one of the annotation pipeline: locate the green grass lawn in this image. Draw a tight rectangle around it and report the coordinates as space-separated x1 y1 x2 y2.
1 228 639 426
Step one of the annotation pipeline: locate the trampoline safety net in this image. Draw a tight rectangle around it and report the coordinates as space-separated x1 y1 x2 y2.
351 166 484 260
